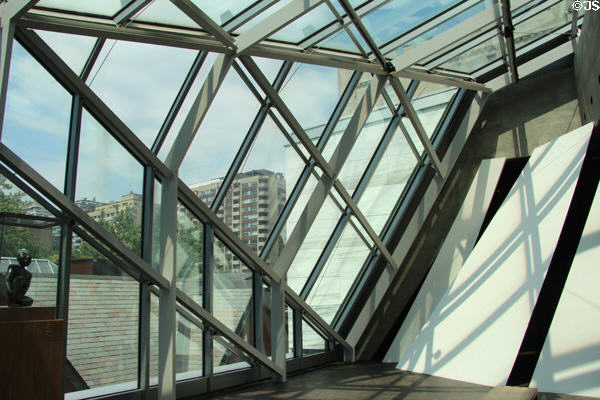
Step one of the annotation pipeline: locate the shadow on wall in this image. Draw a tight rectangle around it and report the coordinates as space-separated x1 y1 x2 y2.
397 131 589 386
469 67 581 160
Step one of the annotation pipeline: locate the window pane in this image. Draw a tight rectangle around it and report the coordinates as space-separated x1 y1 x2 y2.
88 41 197 148
213 336 251 373
36 30 97 76
176 203 203 302
134 0 198 28
35 0 131 16
302 319 326 356
212 116 305 260
68 239 139 395
336 106 393 194
287 194 342 294
279 63 350 132
76 110 143 255
2 41 71 192
306 225 371 323
213 239 253 343
361 0 462 46
269 3 336 43
179 67 262 195
175 311 203 380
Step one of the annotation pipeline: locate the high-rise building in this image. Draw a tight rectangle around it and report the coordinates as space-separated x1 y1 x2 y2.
189 169 285 272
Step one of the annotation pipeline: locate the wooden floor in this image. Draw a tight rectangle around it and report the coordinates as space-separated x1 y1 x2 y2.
198 362 546 400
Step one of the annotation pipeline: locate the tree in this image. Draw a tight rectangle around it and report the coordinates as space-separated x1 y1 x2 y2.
72 206 141 260
0 177 43 258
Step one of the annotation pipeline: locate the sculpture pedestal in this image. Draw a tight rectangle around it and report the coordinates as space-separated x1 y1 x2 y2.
0 306 63 400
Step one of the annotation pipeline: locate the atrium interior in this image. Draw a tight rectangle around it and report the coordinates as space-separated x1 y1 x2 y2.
0 0 598 399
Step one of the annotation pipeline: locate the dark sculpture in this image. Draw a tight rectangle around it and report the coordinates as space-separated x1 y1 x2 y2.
0 249 33 307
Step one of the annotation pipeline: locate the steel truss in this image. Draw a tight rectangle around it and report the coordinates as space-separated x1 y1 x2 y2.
0 0 574 398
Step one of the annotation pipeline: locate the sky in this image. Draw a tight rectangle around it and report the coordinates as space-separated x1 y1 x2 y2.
0 0 469 205
0 7 344 204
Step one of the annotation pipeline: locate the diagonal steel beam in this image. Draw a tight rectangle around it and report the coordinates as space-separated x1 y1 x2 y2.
169 0 236 50
0 0 38 140
389 76 445 178
336 0 387 68
235 0 325 54
271 74 385 278
165 53 234 170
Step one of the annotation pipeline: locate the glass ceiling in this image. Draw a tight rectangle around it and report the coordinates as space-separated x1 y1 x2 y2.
0 0 584 397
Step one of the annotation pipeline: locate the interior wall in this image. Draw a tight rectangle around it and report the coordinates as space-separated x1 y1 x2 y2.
396 124 593 386
383 157 505 363
574 11 600 124
356 66 582 361
530 156 600 397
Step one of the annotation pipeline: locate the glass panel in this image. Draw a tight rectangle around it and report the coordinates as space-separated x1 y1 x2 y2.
233 0 294 34
385 1 489 60
87 41 198 148
513 1 571 51
176 203 203 302
302 319 326 356
315 28 364 54
2 42 71 192
287 194 342 294
35 0 131 16
213 336 252 373
35 30 96 76
213 116 305 260
152 178 162 271
76 110 143 255
213 238 253 342
361 0 462 46
306 225 371 323
269 3 336 43
134 0 198 28
150 292 159 385
0 178 60 308
357 127 417 234
438 35 503 73
279 63 350 132
179 67 262 194
286 305 294 359
191 0 257 25
336 105 393 194
149 297 204 382
252 56 284 84
68 238 138 394
175 311 203 380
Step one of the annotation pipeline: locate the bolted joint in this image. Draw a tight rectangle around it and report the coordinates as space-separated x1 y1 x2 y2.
384 61 396 75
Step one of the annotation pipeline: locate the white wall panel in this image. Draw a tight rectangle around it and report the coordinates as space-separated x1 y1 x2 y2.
530 175 600 397
384 157 505 362
396 123 594 386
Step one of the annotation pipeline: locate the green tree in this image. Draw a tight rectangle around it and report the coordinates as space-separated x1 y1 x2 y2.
72 206 141 260
0 177 42 258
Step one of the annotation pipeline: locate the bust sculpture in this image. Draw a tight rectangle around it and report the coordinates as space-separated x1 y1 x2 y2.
0 249 33 307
